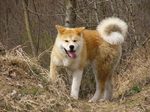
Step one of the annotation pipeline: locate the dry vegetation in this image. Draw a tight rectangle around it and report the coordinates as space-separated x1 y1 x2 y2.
0 42 150 112
0 0 150 111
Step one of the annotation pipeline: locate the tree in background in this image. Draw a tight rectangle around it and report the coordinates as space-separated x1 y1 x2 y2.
0 0 150 65
65 0 77 27
22 0 36 57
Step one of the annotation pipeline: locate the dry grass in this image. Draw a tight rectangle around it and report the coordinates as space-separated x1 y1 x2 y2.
0 45 150 112
113 46 150 98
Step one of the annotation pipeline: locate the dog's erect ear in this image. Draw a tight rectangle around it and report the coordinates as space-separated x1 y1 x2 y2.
75 27 85 35
55 25 65 34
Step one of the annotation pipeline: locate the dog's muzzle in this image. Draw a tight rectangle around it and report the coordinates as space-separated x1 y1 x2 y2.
64 48 77 59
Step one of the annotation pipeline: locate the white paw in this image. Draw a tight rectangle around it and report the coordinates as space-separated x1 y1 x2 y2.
70 94 78 100
88 97 98 103
99 99 106 102
88 99 94 103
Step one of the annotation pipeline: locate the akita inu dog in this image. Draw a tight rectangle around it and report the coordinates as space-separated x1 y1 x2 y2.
48 17 127 102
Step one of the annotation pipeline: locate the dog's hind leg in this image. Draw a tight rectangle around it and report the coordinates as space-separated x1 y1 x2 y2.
103 75 113 100
70 69 83 99
89 63 101 102
89 60 113 102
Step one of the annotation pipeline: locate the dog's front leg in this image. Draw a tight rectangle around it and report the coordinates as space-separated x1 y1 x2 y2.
48 62 58 82
70 69 83 99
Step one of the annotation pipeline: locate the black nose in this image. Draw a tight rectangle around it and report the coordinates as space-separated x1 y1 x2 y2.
69 45 74 50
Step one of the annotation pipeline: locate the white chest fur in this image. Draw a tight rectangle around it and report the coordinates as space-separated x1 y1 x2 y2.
63 58 71 66
52 55 80 69
64 57 80 69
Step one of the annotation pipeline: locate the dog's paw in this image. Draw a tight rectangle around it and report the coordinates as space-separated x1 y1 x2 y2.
89 98 107 103
99 99 106 102
88 97 98 103
70 94 78 100
88 95 100 103
88 99 94 103
48 76 58 84
99 98 112 102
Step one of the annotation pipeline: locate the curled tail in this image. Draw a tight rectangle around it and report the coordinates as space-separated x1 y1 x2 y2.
97 17 128 45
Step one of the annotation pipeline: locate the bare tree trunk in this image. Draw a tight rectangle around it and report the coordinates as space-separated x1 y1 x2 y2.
65 0 76 28
93 0 99 23
22 0 36 57
0 42 6 56
33 0 40 55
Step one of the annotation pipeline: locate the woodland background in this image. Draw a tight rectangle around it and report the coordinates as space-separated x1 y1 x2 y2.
0 0 150 67
0 0 150 111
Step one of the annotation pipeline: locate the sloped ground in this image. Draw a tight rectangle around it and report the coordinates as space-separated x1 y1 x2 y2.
0 45 150 112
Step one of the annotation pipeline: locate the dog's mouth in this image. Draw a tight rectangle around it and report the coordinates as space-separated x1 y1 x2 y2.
64 49 77 59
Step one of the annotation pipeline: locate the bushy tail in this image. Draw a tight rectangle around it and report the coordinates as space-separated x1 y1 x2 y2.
97 17 128 45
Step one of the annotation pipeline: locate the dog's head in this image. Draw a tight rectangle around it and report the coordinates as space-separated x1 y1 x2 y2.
55 25 85 59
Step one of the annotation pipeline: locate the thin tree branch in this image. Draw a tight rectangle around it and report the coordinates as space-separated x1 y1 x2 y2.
22 0 36 57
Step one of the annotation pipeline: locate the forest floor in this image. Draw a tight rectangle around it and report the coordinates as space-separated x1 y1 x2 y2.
0 44 150 112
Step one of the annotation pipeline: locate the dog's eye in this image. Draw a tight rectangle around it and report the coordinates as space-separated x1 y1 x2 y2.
73 40 77 42
65 40 69 42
